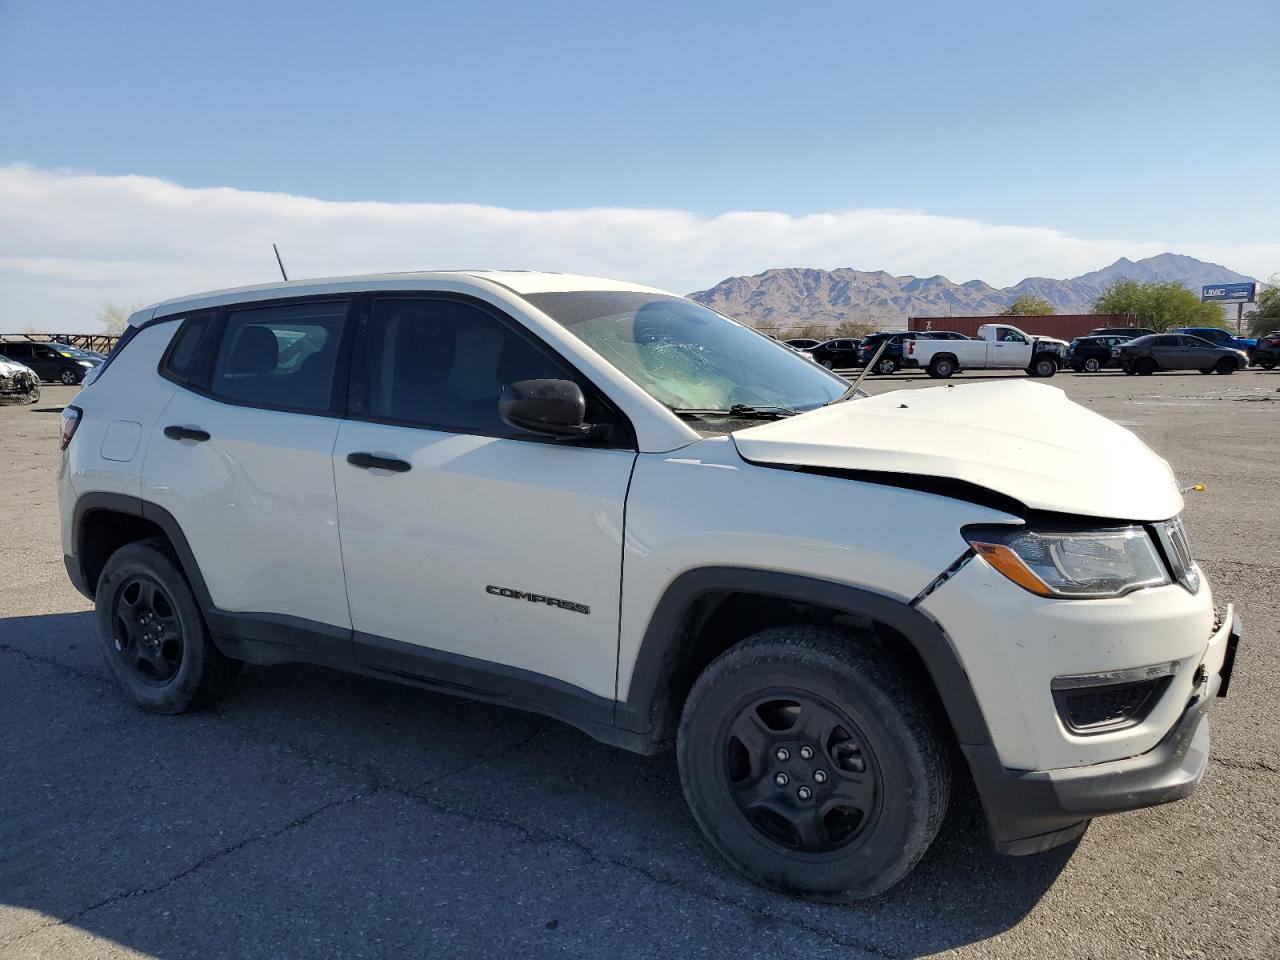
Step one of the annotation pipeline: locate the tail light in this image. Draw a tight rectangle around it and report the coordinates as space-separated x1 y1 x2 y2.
907 341 915 355
60 405 82 450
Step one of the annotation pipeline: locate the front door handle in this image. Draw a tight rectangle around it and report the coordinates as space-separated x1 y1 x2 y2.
163 425 211 442
347 452 411 473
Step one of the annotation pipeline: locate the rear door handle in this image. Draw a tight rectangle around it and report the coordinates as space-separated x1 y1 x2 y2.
163 425 211 442
346 452 411 473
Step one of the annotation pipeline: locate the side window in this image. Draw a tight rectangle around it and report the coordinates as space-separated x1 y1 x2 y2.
365 298 593 438
1001 330 1026 343
160 315 210 383
208 301 349 412
1154 336 1179 347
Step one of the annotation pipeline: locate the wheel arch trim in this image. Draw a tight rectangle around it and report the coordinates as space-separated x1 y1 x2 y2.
618 566 994 748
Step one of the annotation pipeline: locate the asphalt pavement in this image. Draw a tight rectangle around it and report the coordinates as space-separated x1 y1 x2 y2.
2 369 1277 959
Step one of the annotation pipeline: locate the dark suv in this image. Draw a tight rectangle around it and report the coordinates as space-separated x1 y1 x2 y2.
1066 334 1130 372
1253 331 1280 369
807 338 862 369
0 341 101 384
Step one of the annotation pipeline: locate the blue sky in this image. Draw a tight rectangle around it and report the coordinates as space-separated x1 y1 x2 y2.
0 0 1276 325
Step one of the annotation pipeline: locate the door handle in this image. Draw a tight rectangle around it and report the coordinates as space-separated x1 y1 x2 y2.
346 452 411 473
163 425 211 442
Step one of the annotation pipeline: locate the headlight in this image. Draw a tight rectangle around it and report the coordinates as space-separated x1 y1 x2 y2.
77 360 93 367
963 525 1170 598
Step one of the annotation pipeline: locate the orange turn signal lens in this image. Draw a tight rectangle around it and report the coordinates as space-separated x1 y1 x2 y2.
970 541 1055 597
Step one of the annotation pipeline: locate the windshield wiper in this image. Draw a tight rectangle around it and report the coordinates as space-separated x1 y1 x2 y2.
671 403 798 420
824 337 887 406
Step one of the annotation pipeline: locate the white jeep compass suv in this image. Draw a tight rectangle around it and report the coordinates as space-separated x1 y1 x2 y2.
59 271 1240 899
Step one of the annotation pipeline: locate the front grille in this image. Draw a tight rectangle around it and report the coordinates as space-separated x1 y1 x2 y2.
1053 677 1170 734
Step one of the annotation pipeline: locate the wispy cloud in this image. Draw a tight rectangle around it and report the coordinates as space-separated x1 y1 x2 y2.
1 164 1275 330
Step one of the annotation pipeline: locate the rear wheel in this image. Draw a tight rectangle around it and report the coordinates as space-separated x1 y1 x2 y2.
677 626 950 900
820 360 833 369
927 357 955 379
1136 357 1157 376
59 367 80 385
1215 357 1236 375
874 357 898 376
1262 361 1277 370
1198 368 1214 375
94 541 241 713
1083 357 1101 373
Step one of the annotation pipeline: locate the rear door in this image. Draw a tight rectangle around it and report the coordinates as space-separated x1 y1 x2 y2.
142 298 355 643
332 294 636 702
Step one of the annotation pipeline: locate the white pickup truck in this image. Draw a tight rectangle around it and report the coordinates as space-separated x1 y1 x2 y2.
906 324 1069 378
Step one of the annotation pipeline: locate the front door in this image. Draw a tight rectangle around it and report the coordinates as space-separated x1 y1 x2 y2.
333 295 636 703
992 329 1032 368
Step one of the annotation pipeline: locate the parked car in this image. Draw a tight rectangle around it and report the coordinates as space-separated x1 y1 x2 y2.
852 332 966 374
1066 334 1131 372
0 354 40 404
784 338 822 351
1252 331 1280 369
909 324 1068 378
60 271 1240 901
807 337 862 369
1173 327 1258 362
1119 334 1248 375
1087 326 1157 340
0 340 102 384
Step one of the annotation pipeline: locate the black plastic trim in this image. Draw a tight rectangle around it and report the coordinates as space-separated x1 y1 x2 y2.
965 674 1220 855
618 567 994 747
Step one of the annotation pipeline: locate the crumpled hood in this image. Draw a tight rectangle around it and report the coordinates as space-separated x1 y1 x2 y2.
732 380 1182 521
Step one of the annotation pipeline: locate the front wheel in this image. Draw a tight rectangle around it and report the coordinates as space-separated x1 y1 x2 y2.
1029 357 1058 378
677 626 951 900
1199 368 1214 375
1215 358 1236 374
59 367 80 385
1136 358 1157 376
94 541 241 713
820 360 834 369
1262 361 1277 370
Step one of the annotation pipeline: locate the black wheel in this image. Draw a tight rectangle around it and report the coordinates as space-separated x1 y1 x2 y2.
1215 358 1236 375
1123 367 1136 375
95 540 241 713
677 626 950 900
928 358 955 379
1262 361 1277 370
820 360 833 369
1083 357 1101 373
1136 357 1156 376
874 357 897 376
59 367 80 385
1198 368 1214 375
1029 357 1057 378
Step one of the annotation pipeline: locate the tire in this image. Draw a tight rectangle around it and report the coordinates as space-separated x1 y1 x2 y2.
821 360 833 369
1215 358 1236 375
1262 361 1277 370
1083 358 1101 373
59 367 80 385
927 357 955 379
94 540 241 713
875 358 897 376
677 626 951 901
1029 356 1057 378
1136 358 1156 376
1198 368 1214 375
1123 367 1136 375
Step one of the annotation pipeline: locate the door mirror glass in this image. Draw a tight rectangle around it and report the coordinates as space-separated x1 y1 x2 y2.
499 379 591 439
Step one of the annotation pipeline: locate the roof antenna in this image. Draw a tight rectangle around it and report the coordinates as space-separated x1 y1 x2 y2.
272 243 289 282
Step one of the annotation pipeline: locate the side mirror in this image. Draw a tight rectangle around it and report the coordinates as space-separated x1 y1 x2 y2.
499 379 594 440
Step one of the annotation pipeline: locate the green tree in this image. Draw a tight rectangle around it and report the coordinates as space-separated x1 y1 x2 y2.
1091 279 1226 332
1000 294 1054 316
1245 278 1278 336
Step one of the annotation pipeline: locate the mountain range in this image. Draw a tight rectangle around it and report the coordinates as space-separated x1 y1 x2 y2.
687 254 1256 329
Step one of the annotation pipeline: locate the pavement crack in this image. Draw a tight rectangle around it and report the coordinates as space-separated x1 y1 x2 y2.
0 640 110 685
1210 755 1280 774
0 791 367 949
